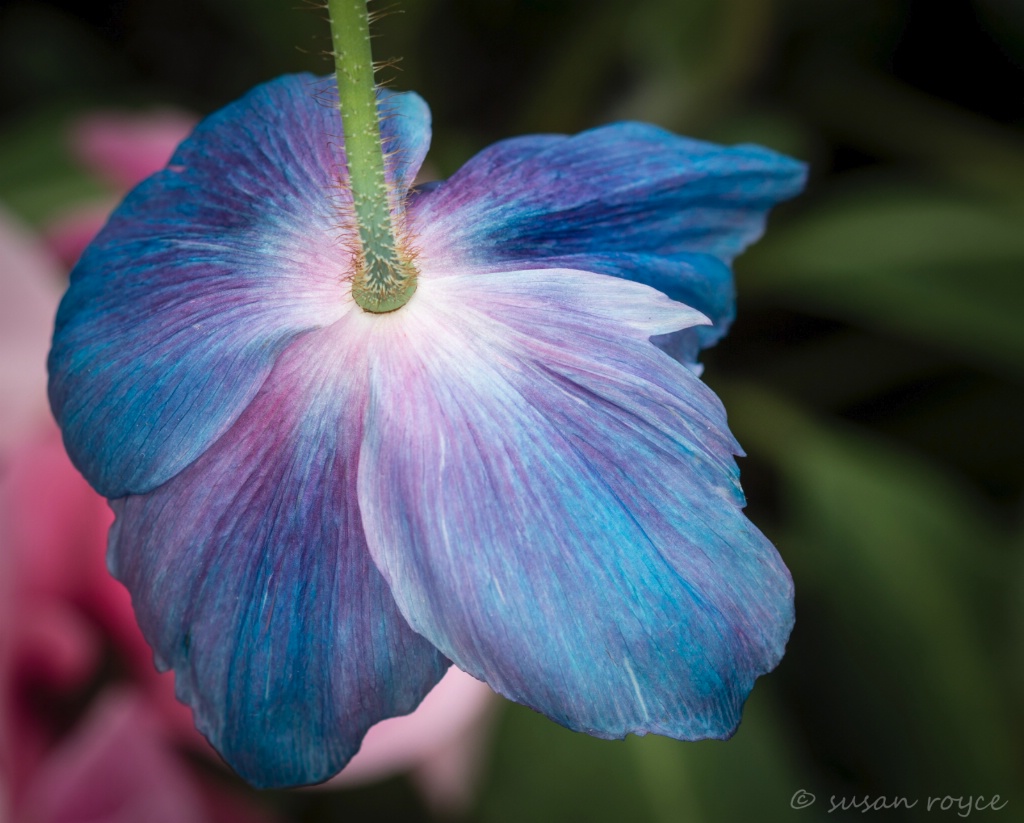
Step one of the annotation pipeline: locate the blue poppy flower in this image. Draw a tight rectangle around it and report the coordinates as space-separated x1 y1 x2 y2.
48 74 806 788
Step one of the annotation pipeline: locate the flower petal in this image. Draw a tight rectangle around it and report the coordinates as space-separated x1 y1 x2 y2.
48 75 432 498
378 89 433 196
108 316 449 789
358 270 793 741
409 124 805 358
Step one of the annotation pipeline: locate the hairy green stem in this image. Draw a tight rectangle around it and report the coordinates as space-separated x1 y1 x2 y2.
328 0 416 312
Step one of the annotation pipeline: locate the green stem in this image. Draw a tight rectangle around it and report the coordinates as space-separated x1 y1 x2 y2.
328 0 417 313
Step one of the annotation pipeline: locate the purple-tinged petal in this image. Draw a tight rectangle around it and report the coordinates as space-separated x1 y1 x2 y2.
48 75 432 498
357 270 793 741
108 314 449 789
409 124 805 359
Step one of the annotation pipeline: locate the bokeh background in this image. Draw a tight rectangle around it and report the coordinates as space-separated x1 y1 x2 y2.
1 0 1022 821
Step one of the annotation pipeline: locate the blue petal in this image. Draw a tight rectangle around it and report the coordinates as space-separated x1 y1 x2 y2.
48 74 432 498
358 270 793 741
108 316 449 789
409 124 805 360
378 87 432 194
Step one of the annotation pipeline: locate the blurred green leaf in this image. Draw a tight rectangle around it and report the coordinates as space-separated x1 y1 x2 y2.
514 3 625 134
705 109 815 164
613 0 776 131
0 108 106 225
478 684 822 823
722 384 1021 794
795 61 1024 198
626 687 828 823
745 187 1024 377
477 702 660 823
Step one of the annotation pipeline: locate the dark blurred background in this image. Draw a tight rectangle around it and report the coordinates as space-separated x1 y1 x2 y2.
1 0 1022 821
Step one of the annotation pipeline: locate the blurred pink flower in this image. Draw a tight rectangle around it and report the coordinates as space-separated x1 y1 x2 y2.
0 206 265 822
70 110 198 191
0 208 61 465
44 202 117 272
44 109 198 267
16 689 230 823
0 423 275 823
